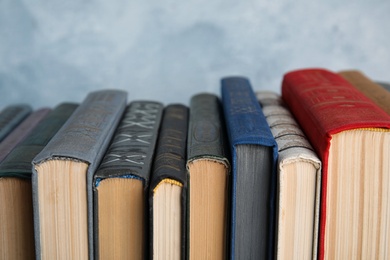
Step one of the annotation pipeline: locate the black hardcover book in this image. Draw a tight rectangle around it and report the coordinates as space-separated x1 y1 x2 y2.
149 104 189 260
93 101 163 259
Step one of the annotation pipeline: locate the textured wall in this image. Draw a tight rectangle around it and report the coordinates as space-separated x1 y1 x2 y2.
1 0 389 108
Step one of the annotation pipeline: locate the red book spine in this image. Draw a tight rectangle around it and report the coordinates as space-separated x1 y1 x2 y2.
281 68 390 260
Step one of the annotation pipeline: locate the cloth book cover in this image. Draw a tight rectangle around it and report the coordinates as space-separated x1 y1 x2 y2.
187 93 230 165
339 70 390 115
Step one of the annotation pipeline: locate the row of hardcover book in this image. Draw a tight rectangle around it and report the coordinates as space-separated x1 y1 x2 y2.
0 68 390 260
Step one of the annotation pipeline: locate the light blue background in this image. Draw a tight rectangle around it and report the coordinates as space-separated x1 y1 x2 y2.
1 0 389 108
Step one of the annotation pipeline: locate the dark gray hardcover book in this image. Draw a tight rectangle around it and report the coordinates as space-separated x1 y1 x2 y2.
186 93 230 260
32 90 127 260
0 103 77 259
187 93 230 163
0 104 32 142
0 108 51 163
149 104 188 260
93 101 163 259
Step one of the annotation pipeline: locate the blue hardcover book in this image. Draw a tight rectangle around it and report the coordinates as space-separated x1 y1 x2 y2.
221 77 278 260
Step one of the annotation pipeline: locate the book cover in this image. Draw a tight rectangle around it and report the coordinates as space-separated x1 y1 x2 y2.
93 100 163 259
0 103 77 260
0 104 32 142
32 90 127 260
257 91 321 260
149 104 188 260
339 70 390 115
221 77 278 260
282 68 390 260
186 93 230 260
0 108 51 163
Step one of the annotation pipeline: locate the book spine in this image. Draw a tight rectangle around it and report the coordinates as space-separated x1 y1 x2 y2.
339 70 390 115
150 104 188 187
281 68 390 158
0 104 32 142
94 101 163 181
33 90 127 165
187 93 229 164
221 77 276 146
0 104 77 179
149 104 189 260
0 108 51 163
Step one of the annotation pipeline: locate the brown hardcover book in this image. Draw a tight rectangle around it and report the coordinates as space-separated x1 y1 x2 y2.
339 70 390 115
186 93 230 260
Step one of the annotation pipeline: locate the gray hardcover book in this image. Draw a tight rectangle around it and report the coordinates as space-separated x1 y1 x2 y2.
0 108 51 163
93 101 163 259
186 93 230 260
257 91 321 260
0 104 32 142
32 90 127 260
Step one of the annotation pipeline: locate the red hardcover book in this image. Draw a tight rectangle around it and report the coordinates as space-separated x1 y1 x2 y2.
282 68 390 260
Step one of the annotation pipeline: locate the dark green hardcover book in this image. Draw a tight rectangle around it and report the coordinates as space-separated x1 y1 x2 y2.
0 104 32 142
149 104 189 260
186 93 230 260
93 101 163 259
0 103 77 260
32 90 127 260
